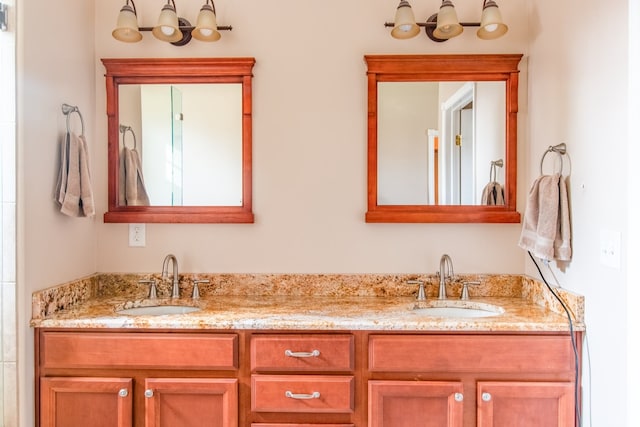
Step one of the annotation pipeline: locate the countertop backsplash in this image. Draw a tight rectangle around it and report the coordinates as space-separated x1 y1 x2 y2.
32 273 583 324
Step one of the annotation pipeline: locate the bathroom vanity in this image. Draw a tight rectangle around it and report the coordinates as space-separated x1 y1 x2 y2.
32 274 584 427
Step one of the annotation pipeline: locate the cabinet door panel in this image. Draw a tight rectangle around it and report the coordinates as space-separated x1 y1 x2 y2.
40 377 132 427
145 378 238 427
477 381 575 427
368 380 463 427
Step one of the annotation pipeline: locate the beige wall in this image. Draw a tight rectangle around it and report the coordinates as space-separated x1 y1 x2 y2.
16 0 637 426
527 0 631 425
93 0 530 275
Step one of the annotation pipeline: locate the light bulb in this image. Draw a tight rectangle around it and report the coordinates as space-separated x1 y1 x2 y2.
198 28 214 37
484 23 498 32
161 26 175 36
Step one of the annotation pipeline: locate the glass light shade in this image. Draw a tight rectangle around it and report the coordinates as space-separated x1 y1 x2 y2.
391 0 420 39
433 1 463 40
192 4 221 41
152 3 182 42
477 1 508 40
112 4 142 43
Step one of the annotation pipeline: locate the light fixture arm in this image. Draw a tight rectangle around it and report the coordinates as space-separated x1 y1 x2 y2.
384 16 480 42
384 0 507 43
112 0 231 46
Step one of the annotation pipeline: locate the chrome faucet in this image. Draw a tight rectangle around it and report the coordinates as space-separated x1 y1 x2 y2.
161 254 180 298
437 254 454 299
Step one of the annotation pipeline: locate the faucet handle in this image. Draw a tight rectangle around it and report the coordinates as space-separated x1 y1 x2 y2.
407 280 426 301
192 279 210 299
138 279 158 299
460 281 481 300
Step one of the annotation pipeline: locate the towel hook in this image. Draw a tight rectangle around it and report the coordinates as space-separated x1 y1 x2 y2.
489 159 503 182
119 124 137 150
540 143 567 176
61 103 85 136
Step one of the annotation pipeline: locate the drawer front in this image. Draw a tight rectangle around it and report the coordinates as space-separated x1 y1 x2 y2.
251 334 354 372
369 334 574 374
41 331 238 370
251 375 354 413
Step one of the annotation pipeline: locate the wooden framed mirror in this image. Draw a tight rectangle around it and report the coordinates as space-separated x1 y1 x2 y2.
365 54 523 223
102 57 255 223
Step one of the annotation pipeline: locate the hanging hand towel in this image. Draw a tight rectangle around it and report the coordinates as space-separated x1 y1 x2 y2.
123 147 150 206
518 173 571 261
481 181 505 205
58 132 95 217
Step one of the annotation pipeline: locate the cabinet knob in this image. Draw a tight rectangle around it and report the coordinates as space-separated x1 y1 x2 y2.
284 349 320 358
482 392 492 402
285 391 321 400
454 392 463 402
144 389 154 398
118 388 129 398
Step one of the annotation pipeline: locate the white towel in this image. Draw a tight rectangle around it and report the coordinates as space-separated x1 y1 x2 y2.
122 147 150 206
518 173 572 261
56 132 95 217
481 181 505 205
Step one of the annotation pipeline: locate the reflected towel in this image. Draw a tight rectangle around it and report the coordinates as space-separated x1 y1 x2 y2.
122 147 150 206
518 173 572 261
56 132 95 217
481 181 505 205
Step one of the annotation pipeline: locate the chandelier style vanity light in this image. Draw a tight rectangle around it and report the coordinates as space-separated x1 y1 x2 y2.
386 0 508 42
112 0 232 46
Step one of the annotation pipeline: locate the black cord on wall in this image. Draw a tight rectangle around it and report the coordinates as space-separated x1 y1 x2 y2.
527 251 582 427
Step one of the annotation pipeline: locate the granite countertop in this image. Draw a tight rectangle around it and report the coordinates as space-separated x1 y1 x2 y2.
30 273 585 332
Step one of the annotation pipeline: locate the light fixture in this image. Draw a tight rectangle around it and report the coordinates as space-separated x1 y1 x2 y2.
391 0 420 40
433 0 463 40
385 0 508 43
192 0 221 41
112 0 232 46
477 0 508 40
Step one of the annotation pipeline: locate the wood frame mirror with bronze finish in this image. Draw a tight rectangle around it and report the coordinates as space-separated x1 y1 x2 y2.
365 54 523 223
102 57 255 223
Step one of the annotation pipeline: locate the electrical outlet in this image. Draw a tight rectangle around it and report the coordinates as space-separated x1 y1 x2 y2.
129 223 146 247
599 229 620 269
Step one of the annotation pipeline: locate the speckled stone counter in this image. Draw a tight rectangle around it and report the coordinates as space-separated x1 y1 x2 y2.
30 273 585 332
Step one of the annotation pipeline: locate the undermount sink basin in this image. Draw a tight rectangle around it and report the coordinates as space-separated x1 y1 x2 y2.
116 305 201 316
412 301 504 318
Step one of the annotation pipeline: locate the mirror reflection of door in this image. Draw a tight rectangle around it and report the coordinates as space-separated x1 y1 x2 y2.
377 81 505 206
171 86 184 206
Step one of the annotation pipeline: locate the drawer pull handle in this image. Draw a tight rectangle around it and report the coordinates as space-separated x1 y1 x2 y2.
454 392 463 402
285 349 320 358
482 392 492 402
144 389 154 398
285 390 321 400
118 388 128 398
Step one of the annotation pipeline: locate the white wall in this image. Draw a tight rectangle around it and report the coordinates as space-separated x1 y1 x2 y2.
17 1 97 426
527 0 631 425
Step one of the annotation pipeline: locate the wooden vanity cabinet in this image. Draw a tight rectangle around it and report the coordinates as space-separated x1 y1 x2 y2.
249 333 357 426
36 329 580 427
36 330 239 427
367 334 580 427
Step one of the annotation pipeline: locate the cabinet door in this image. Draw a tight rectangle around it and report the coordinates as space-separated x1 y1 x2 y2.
40 377 132 427
477 381 575 427
368 380 464 427
144 378 238 427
